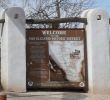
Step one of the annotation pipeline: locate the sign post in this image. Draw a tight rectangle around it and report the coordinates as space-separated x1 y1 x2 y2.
0 95 6 100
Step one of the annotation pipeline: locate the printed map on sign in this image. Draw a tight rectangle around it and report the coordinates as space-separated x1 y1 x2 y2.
49 40 84 82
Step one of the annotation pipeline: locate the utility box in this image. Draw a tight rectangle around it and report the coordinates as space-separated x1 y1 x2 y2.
26 29 88 92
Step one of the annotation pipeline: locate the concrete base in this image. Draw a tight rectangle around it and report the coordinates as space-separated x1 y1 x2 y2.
7 92 110 100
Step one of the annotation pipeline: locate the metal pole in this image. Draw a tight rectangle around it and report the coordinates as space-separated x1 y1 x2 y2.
1 17 110 24
0 17 88 24
26 17 88 24
0 95 6 100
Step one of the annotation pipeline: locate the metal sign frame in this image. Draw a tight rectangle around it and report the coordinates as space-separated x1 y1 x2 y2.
26 28 88 92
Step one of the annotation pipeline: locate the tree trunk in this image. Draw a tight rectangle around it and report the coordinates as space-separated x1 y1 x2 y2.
56 0 60 18
52 0 61 29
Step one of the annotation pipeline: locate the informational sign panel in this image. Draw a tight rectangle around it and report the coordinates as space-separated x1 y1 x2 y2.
26 29 88 91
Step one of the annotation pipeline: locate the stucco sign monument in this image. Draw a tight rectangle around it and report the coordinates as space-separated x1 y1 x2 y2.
0 7 110 95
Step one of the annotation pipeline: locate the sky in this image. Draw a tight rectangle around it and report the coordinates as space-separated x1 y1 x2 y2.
1 0 110 16
17 0 110 16
96 0 110 15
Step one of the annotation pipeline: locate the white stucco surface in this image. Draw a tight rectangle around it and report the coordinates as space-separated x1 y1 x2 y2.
81 9 93 93
82 9 110 94
1 7 26 92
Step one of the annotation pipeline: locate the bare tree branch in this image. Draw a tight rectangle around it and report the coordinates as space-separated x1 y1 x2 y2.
0 0 94 28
